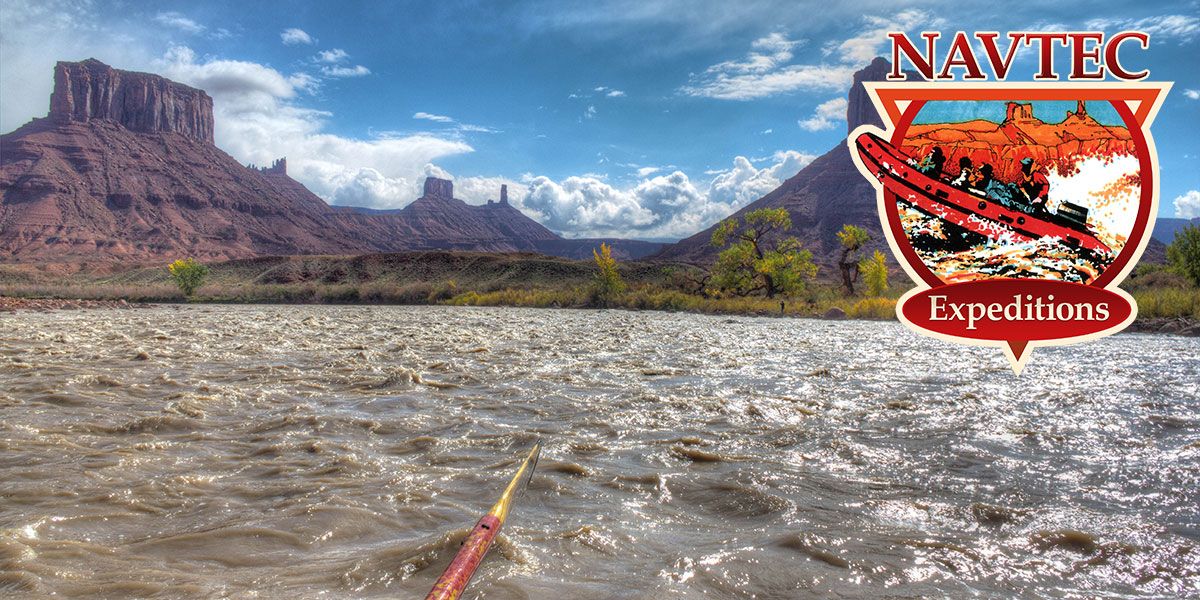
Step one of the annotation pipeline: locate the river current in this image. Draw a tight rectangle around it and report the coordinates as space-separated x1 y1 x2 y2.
1 305 1197 598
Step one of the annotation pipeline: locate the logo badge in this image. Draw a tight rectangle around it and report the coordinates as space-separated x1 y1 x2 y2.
849 35 1170 373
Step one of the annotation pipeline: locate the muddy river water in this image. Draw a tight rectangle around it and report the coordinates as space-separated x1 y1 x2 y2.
1 305 1197 598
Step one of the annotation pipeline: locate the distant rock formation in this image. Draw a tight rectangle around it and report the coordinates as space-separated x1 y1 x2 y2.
0 59 661 264
49 58 214 144
256 158 287 175
847 56 889 134
423 177 455 199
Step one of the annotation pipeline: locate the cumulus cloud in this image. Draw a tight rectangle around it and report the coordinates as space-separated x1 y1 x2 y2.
798 97 847 131
707 150 816 208
443 150 816 239
154 11 205 34
1175 190 1200 219
281 28 314 45
155 46 471 211
1184 89 1200 100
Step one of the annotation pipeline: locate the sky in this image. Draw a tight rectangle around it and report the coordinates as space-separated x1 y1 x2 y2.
2 0 1198 240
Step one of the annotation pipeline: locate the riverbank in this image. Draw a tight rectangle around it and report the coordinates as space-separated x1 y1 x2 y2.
1 252 1197 331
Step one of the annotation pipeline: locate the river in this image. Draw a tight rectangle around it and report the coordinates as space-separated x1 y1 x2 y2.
1 305 1197 598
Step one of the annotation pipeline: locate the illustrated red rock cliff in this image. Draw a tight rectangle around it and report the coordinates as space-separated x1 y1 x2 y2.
0 60 660 264
901 100 1135 183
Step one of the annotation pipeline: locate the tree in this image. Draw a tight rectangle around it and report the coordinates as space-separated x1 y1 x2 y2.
860 250 890 297
1167 224 1200 286
168 258 209 297
836 224 870 295
592 242 626 303
710 208 817 298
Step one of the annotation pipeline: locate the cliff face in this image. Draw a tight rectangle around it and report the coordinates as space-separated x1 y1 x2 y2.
49 59 215 144
847 57 889 134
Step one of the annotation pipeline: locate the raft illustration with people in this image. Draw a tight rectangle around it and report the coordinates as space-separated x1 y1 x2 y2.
854 131 1113 257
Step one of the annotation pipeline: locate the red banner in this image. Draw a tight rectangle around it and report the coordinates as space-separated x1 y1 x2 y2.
902 279 1133 346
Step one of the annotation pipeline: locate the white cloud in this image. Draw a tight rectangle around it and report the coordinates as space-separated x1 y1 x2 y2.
155 46 471 211
1085 15 1200 42
316 48 349 63
681 32 853 100
606 89 626 97
322 64 370 78
414 112 454 123
1184 89 1200 100
281 28 314 45
682 12 939 100
828 10 940 65
707 150 816 208
154 11 205 34
1175 190 1200 219
288 72 320 94
584 105 597 119
410 112 499 134
1 0 156 132
443 149 815 239
798 97 847 131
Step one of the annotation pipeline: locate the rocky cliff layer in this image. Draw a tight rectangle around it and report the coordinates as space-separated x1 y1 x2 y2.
49 59 215 144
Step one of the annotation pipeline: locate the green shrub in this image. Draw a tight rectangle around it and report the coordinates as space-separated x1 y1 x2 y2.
167 258 209 297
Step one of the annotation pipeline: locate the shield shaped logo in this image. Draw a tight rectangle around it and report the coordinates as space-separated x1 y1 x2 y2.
849 82 1170 373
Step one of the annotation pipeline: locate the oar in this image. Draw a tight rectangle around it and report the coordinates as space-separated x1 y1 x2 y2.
425 440 542 600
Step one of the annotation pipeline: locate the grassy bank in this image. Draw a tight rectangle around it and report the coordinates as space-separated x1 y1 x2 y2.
0 252 902 319
2 252 1197 322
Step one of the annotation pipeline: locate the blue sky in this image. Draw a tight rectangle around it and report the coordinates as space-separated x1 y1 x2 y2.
2 0 1198 239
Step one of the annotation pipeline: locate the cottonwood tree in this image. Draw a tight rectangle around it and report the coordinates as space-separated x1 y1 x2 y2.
167 258 209 297
710 208 817 298
836 224 870 295
1168 224 1200 286
860 250 890 297
592 242 626 304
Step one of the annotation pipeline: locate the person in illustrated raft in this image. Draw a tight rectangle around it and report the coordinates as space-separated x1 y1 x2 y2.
949 156 975 189
917 146 946 178
1017 157 1050 211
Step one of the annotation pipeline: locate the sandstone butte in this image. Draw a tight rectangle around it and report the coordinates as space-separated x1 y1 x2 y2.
0 59 660 266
